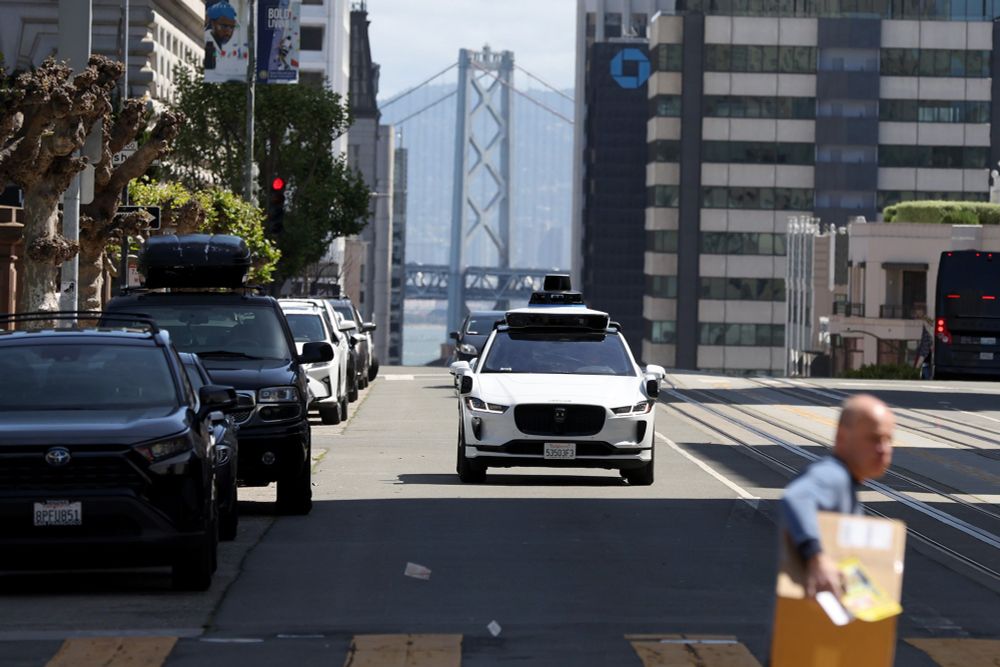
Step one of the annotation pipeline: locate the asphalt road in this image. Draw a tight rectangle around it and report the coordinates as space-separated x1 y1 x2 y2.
1 368 998 666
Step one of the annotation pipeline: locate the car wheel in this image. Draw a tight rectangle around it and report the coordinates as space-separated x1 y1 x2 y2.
219 488 239 541
623 460 654 486
347 370 359 402
368 359 379 381
359 375 369 390
339 395 349 422
276 454 312 515
172 516 218 591
319 402 340 425
456 427 486 483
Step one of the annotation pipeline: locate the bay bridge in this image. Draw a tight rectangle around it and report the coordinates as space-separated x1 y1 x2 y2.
380 46 574 331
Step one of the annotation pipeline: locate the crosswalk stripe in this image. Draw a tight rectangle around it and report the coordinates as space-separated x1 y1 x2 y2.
343 634 462 667
45 637 177 667
627 634 763 667
907 638 1000 666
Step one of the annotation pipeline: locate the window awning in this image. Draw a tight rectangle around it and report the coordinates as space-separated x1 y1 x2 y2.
881 262 928 271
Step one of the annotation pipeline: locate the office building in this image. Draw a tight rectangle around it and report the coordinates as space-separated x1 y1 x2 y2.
638 5 996 374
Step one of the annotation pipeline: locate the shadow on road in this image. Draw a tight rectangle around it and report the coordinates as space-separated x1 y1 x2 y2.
395 473 628 487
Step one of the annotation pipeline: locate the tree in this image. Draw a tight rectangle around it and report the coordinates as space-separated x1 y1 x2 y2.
129 178 281 284
167 67 371 280
0 55 181 312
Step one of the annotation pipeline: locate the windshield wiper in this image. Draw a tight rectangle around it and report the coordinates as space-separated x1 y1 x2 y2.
197 350 264 360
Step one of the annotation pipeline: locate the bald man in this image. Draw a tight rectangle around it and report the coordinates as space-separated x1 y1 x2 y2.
780 394 895 598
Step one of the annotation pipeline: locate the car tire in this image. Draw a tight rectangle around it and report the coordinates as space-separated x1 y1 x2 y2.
456 427 486 483
219 482 239 541
319 402 340 425
359 375 369 390
347 371 359 402
369 359 379 381
276 453 312 515
623 459 654 486
339 395 349 422
172 517 218 591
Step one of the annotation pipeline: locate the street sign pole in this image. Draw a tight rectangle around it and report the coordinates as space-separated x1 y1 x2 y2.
244 0 256 201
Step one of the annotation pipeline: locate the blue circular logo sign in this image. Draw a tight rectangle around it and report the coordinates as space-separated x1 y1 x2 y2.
611 48 651 89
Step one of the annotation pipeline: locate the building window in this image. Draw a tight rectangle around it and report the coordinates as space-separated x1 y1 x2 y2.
653 44 683 72
650 95 682 117
705 45 815 73
646 274 678 298
586 12 596 38
879 99 990 123
881 48 990 78
630 13 648 37
699 277 786 301
878 145 989 169
301 26 324 51
648 320 677 344
604 12 623 38
299 71 325 87
699 323 784 347
700 232 787 256
703 95 815 119
647 185 680 208
648 140 682 163
877 190 989 209
702 187 813 210
648 230 679 253
701 141 814 165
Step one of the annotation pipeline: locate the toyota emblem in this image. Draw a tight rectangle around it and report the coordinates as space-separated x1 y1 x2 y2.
45 447 71 467
553 407 567 424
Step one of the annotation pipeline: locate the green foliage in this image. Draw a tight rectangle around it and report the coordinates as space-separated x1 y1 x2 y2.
841 364 920 380
166 65 371 278
883 200 1000 226
129 178 280 284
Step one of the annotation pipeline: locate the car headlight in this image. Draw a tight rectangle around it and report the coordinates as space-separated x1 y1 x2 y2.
135 437 192 463
458 343 478 355
259 386 300 403
465 397 509 414
611 401 654 416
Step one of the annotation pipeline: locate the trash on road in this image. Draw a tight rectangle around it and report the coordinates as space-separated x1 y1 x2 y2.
487 620 502 637
404 562 432 580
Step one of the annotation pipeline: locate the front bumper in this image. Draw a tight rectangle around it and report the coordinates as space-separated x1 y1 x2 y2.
236 420 310 484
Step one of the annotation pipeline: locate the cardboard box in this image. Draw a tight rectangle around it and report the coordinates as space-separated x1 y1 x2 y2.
770 511 907 667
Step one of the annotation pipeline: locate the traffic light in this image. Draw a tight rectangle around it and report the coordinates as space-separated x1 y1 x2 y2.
266 176 286 235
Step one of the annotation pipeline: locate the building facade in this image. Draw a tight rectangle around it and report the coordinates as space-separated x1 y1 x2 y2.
638 5 998 374
0 0 204 103
388 143 408 365
299 0 351 154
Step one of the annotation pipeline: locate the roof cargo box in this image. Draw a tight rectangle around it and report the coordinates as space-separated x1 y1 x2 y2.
140 234 251 289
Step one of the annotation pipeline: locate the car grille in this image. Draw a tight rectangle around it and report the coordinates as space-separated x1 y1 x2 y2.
232 391 256 424
513 404 606 437
0 453 147 491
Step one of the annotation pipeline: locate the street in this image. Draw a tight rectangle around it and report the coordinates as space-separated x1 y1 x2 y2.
1 367 999 666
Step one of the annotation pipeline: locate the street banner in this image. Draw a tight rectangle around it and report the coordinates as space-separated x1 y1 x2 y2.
204 0 251 83
257 0 300 84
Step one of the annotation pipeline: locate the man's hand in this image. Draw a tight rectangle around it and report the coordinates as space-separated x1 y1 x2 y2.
805 552 843 598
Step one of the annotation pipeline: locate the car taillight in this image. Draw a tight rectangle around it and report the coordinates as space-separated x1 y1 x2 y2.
936 318 952 344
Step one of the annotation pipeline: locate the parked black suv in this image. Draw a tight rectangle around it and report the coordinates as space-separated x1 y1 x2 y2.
105 235 333 515
0 312 235 590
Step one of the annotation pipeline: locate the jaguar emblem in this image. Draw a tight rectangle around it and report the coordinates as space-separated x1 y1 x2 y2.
45 447 71 467
553 407 567 424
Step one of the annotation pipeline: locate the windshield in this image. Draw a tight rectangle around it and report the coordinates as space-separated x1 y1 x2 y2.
331 304 356 324
466 316 503 335
118 304 291 360
480 331 635 376
0 343 178 411
286 313 327 343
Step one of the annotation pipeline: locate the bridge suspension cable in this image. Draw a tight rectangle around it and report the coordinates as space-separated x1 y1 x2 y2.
392 89 458 126
514 64 574 103
470 62 574 125
380 62 457 109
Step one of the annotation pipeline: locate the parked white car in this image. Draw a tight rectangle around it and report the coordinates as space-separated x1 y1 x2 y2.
450 283 664 485
279 300 349 424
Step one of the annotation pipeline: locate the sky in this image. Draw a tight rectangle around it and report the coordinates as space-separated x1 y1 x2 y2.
366 0 578 101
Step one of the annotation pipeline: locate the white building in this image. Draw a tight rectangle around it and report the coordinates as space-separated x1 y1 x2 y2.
299 0 351 154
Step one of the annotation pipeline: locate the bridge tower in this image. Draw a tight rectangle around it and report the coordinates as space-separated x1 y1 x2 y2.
447 46 514 333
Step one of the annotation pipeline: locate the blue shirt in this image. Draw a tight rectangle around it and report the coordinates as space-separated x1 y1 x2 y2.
780 456 862 561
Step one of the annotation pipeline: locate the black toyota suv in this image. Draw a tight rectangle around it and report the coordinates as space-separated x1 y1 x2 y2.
105 235 332 515
0 312 235 590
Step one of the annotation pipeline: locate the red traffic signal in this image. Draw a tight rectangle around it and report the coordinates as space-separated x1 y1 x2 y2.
271 177 285 191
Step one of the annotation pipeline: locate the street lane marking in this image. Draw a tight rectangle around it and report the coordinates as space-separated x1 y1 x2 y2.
385 375 416 381
628 634 762 666
655 432 759 502
907 638 1000 666
46 637 177 667
343 634 462 667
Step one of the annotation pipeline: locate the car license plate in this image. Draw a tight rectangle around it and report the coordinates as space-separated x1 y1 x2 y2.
981 352 995 361
544 443 576 460
983 337 997 345
33 500 81 527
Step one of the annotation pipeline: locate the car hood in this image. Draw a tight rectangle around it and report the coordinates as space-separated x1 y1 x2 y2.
198 358 297 390
474 374 643 405
0 407 187 445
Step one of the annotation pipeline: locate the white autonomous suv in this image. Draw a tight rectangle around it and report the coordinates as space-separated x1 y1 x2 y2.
450 276 665 485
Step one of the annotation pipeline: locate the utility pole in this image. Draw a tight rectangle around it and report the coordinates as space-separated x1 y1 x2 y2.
58 0 93 311
244 0 256 201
